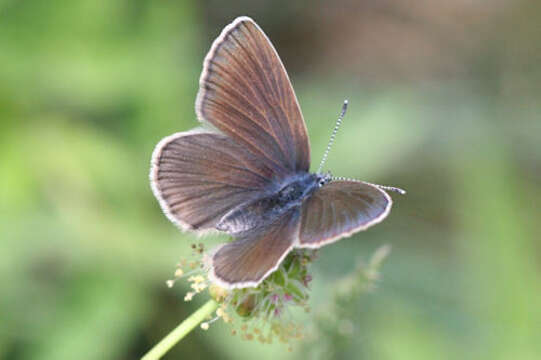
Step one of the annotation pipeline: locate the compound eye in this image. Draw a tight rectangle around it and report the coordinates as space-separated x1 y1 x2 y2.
318 179 326 187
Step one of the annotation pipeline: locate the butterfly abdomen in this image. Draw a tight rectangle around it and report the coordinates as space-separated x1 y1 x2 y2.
216 173 318 234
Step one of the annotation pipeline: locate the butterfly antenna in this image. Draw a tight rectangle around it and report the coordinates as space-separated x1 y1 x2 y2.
332 177 407 195
374 184 407 195
317 100 348 174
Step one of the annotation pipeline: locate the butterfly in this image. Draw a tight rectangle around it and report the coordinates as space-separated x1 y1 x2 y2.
150 16 404 289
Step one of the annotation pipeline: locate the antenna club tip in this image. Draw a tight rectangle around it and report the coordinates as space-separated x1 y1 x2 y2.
390 187 407 195
344 99 349 104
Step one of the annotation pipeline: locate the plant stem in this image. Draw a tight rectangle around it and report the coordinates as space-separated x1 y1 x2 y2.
141 299 219 360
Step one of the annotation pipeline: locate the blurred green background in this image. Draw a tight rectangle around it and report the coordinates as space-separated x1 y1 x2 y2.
1 1 540 359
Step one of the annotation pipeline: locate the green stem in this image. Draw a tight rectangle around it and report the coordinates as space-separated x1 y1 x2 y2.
141 299 219 360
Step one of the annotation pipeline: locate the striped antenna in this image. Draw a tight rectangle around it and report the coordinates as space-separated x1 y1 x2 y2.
374 184 407 195
332 177 407 195
317 100 348 174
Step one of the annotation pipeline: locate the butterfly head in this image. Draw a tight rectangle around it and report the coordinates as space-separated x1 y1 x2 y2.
316 172 332 187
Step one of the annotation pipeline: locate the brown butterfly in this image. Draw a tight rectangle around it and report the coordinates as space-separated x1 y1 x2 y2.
150 16 404 289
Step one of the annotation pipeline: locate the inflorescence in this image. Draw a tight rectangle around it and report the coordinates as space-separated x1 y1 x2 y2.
166 243 317 348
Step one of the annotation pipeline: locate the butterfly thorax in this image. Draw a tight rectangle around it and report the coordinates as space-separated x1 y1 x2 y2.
216 173 325 234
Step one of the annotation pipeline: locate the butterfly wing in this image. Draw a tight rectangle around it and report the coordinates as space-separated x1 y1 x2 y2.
150 129 275 233
196 16 310 177
298 181 392 247
209 208 300 288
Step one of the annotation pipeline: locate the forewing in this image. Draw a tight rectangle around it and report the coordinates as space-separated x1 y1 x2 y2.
150 129 272 232
299 181 392 247
196 16 310 177
209 208 300 289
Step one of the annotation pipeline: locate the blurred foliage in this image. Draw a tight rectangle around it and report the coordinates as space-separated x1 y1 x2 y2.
1 1 540 359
